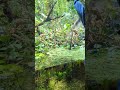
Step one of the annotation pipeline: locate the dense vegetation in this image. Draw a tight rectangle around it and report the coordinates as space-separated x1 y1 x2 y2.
35 0 120 89
0 0 34 89
35 0 85 89
0 0 120 89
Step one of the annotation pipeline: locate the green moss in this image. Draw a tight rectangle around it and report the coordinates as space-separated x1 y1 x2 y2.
37 78 85 90
0 60 5 64
36 47 85 70
0 64 24 79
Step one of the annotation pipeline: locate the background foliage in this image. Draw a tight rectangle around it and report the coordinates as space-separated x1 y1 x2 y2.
35 0 85 70
35 0 85 89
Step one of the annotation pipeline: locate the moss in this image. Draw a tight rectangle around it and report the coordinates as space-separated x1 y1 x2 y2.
0 64 34 90
37 78 85 90
36 60 85 90
36 47 85 70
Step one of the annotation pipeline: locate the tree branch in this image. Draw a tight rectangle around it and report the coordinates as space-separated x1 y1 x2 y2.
35 15 64 28
35 1 64 28
47 1 57 18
